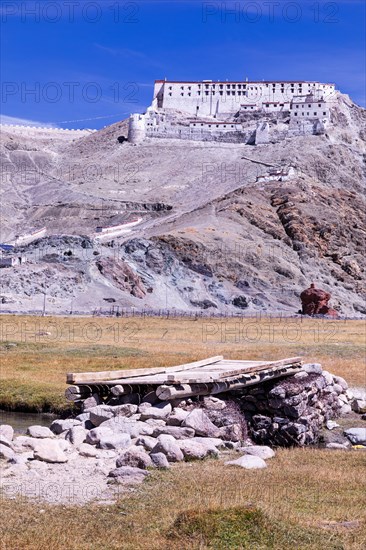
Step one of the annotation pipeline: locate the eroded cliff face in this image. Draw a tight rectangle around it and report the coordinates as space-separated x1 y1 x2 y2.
0 94 365 315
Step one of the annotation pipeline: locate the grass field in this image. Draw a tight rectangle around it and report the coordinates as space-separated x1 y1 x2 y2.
0 314 365 549
0 314 365 412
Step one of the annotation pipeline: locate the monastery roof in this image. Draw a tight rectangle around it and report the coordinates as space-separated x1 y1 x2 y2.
155 79 335 85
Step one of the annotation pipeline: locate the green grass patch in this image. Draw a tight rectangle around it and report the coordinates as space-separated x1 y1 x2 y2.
169 506 344 549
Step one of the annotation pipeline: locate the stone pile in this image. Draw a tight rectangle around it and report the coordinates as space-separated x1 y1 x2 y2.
1 363 365 504
238 363 354 446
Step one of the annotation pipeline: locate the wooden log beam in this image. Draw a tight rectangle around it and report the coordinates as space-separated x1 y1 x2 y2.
156 364 302 400
66 355 223 385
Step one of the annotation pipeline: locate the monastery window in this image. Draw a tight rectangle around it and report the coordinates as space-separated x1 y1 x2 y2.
280 103 284 107
318 103 321 107
216 124 219 127
201 123 204 126
168 92 172 96
238 91 242 96
314 112 317 115
307 112 309 115
188 93 191 96
294 112 298 116
188 86 191 90
231 125 234 128
169 86 172 90
224 124 227 127
219 91 223 95
238 84 241 89
181 86 184 90
181 93 184 96
266 104 270 107
323 112 327 115
219 84 223 89
205 91 209 95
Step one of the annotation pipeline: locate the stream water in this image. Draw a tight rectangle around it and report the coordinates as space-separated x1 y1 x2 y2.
0 410 56 435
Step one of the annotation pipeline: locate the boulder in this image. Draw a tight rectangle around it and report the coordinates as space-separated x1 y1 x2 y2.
66 426 87 447
333 375 348 390
0 434 14 449
82 393 102 411
241 445 275 460
33 440 68 463
26 425 55 439
78 443 99 458
116 446 152 469
100 417 154 438
152 426 195 439
151 434 184 462
108 466 150 483
138 402 172 420
113 404 138 417
150 452 170 469
300 283 336 316
86 426 114 446
0 443 15 460
0 424 14 441
192 437 226 450
166 408 189 426
89 405 115 427
303 363 323 375
202 396 227 410
225 455 267 469
99 433 131 451
50 419 81 435
178 439 218 460
182 409 220 438
344 428 366 445
322 371 334 386
135 436 159 451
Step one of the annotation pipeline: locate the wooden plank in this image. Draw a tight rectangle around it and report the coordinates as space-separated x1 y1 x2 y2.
166 357 302 383
67 355 223 384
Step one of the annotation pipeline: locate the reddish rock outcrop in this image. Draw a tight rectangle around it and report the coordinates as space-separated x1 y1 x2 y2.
300 283 338 317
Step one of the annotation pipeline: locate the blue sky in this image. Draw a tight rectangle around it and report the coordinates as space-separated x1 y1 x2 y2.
1 0 365 129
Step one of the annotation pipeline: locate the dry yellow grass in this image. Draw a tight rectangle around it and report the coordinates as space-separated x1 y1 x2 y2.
0 314 365 411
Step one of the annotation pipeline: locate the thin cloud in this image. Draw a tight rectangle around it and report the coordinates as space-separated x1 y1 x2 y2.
0 114 57 127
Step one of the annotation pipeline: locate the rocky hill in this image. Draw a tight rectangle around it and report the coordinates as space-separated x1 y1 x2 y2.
0 93 365 316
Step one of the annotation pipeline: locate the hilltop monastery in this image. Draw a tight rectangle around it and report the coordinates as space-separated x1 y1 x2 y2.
128 79 337 145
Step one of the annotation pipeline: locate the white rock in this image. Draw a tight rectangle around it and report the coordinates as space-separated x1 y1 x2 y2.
302 363 322 375
78 443 99 457
152 426 195 439
151 434 184 462
241 445 275 460
333 375 348 390
166 408 189 426
326 442 350 450
99 433 131 450
203 396 227 410
182 409 220 438
0 443 15 460
27 425 55 439
225 455 267 469
322 371 334 385
344 428 366 445
326 420 340 430
135 436 158 451
0 434 14 449
138 402 172 420
33 440 68 463
0 424 14 441
89 405 115 427
86 426 114 445
116 446 152 469
192 437 226 449
345 389 354 401
150 452 170 469
113 404 138 417
66 425 87 447
340 404 352 415
56 439 73 453
178 439 218 460
101 417 154 438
